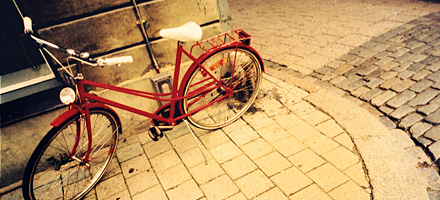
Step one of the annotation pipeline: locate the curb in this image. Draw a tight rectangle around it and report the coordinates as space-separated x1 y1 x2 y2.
306 88 429 200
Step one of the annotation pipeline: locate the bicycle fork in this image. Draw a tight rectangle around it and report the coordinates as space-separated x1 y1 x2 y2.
68 108 93 167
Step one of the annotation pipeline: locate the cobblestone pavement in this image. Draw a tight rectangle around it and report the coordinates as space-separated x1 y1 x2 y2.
1 75 372 200
229 0 440 164
310 13 440 162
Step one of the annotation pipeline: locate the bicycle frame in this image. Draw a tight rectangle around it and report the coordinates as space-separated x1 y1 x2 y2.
70 42 227 126
49 29 265 163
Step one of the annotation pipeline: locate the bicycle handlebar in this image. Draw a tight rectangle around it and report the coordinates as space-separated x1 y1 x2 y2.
97 56 133 66
23 17 33 34
23 17 133 67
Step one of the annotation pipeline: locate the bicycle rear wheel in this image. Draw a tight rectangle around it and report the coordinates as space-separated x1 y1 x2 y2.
182 47 262 129
22 107 120 200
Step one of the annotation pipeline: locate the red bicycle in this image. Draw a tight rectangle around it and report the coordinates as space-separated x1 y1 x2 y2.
21 15 264 200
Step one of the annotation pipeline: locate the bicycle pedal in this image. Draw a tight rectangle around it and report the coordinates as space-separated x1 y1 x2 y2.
148 126 164 141
157 125 174 131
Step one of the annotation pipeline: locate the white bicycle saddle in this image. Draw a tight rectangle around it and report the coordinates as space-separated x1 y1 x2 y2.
159 22 202 42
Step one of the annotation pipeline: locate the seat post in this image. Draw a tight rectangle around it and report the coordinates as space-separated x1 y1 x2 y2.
169 41 185 124
172 41 185 99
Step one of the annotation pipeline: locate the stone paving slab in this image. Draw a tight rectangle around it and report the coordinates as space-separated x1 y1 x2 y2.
0 75 371 200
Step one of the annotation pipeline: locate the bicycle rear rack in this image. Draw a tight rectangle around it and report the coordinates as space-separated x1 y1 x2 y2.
190 29 252 56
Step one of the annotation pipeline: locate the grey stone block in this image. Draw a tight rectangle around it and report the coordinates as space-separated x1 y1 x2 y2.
366 78 385 89
321 72 338 81
407 41 425 50
424 126 440 141
380 77 400 90
357 65 379 76
428 38 440 46
394 52 415 63
433 82 440 90
426 126 440 139
409 45 430 54
391 79 416 92
408 63 425 72
335 74 361 89
380 61 400 71
351 86 371 98
410 122 433 138
380 71 398 80
334 64 354 75
389 105 415 120
412 69 432 81
391 60 412 72
421 55 440 65
379 105 395 115
426 62 440 72
418 103 440 116
426 110 440 125
386 90 416 108
344 66 363 77
397 70 415 80
416 136 433 148
346 79 367 92
371 90 397 107
315 66 333 75
408 88 440 107
424 47 440 57
375 56 394 66
364 69 384 81
428 139 440 160
398 113 423 129
386 43 405 53
361 87 383 101
390 47 410 58
409 79 434 93
428 71 440 82
410 54 428 63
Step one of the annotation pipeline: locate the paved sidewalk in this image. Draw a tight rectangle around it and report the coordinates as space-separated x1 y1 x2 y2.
1 73 438 199
2 75 370 200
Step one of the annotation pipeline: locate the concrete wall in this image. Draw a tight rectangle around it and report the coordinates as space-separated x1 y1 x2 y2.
1 0 231 188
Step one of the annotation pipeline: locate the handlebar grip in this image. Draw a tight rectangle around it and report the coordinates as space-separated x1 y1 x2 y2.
97 56 133 66
23 17 33 34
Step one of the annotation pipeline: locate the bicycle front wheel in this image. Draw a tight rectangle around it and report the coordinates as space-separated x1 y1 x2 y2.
182 47 262 129
22 107 120 200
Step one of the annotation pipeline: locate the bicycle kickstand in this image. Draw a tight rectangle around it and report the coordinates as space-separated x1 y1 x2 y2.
183 119 208 165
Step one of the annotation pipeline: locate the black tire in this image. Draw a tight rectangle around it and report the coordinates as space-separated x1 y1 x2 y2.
22 107 120 200
182 47 262 129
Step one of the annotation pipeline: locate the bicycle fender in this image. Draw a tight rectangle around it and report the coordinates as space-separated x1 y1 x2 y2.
50 103 122 130
50 108 79 127
240 45 266 72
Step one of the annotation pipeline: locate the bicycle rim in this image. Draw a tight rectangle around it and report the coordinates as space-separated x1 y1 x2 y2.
182 47 262 129
23 108 119 200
